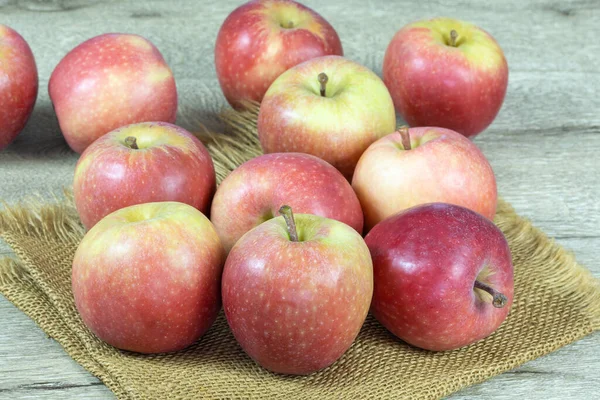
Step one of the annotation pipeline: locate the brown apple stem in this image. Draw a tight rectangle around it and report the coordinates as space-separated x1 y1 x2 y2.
474 280 508 308
449 29 458 47
318 72 328 97
398 126 411 150
286 21 294 29
278 205 299 242
124 136 139 150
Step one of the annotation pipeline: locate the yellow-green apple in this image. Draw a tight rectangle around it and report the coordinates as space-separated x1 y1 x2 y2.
72 201 225 353
49 33 177 153
258 55 396 179
365 203 513 351
222 206 373 374
74 122 215 230
352 126 497 231
215 0 342 109
210 152 363 253
383 18 508 137
0 24 38 150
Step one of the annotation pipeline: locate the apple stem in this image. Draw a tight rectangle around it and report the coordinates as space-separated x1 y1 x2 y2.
124 136 139 150
286 21 294 29
474 280 508 308
398 126 411 150
318 72 328 97
278 205 299 242
449 30 458 47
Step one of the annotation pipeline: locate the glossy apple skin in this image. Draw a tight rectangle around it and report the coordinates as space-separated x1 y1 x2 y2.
211 152 363 252
74 122 215 230
215 0 342 109
49 33 177 153
223 213 373 374
72 202 225 353
383 18 508 137
352 126 497 231
0 25 38 150
365 203 513 351
258 55 396 179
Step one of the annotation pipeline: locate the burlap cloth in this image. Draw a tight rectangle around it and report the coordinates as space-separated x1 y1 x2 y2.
1 107 599 399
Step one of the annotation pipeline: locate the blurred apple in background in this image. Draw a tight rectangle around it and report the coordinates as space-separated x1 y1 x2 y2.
211 152 363 253
49 33 177 153
383 18 508 137
365 203 513 351
223 206 373 374
72 202 225 353
352 126 497 231
74 122 215 230
0 24 38 150
258 55 396 179
215 0 342 109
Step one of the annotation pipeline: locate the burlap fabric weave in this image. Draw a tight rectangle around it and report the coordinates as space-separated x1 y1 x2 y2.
1 107 599 399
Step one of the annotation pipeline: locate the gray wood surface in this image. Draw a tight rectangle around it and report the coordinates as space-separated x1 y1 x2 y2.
1 0 599 398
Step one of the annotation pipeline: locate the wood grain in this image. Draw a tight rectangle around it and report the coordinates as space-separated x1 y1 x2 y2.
1 0 599 398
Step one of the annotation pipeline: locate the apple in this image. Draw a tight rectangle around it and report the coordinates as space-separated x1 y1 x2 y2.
72 201 225 353
215 0 342 109
49 33 177 153
0 24 38 150
365 202 513 351
258 55 396 179
383 18 508 137
223 205 373 374
352 126 497 231
73 122 215 230
210 152 363 253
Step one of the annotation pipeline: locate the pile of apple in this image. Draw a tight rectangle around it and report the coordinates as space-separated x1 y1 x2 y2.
1 0 514 375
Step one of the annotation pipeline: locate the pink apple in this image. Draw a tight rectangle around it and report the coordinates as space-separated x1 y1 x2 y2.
365 202 514 351
211 152 363 253
258 55 397 179
49 33 177 153
223 206 373 374
215 0 342 109
383 18 508 137
72 201 225 353
0 24 38 150
74 122 215 230
352 126 497 231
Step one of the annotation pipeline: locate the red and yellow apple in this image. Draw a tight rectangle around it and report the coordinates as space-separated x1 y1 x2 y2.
0 24 38 150
72 202 225 353
49 33 177 153
352 126 497 231
223 206 373 374
258 55 396 179
215 0 342 109
74 122 215 230
210 152 363 253
383 18 508 137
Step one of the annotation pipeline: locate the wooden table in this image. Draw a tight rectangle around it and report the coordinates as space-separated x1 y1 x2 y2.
1 0 598 398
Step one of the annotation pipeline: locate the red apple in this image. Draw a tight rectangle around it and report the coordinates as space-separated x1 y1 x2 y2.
0 24 38 150
72 201 225 353
365 203 513 351
383 18 508 137
258 55 396 179
223 206 373 374
73 122 215 230
215 0 342 109
49 33 177 153
352 126 497 231
211 152 363 253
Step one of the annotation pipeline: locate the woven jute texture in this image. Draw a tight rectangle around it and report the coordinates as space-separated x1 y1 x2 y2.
1 106 599 399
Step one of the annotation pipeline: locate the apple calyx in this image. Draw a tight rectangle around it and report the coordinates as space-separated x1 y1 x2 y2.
124 136 139 150
449 30 458 47
318 72 328 97
398 126 411 150
474 280 508 308
279 205 299 242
